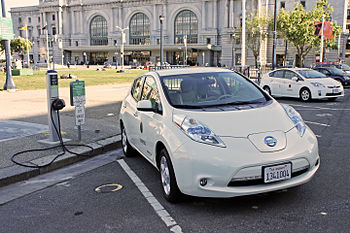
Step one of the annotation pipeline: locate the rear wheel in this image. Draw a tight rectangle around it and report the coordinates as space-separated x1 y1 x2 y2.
300 88 311 102
159 148 182 202
121 124 136 157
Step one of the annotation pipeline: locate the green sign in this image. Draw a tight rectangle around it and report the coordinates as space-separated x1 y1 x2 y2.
70 80 86 106
0 17 14 41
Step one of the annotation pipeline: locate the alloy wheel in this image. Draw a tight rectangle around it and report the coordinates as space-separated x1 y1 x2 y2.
160 156 171 196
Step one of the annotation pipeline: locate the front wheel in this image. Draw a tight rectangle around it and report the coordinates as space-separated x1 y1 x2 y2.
300 88 311 102
121 125 136 157
159 149 182 202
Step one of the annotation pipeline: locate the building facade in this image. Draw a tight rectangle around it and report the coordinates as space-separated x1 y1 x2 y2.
9 0 350 68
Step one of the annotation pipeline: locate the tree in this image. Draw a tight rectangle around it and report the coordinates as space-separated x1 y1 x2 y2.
10 37 32 56
276 0 341 67
245 12 268 68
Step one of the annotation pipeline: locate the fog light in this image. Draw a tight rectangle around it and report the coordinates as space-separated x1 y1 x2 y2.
318 90 322 96
200 178 207 186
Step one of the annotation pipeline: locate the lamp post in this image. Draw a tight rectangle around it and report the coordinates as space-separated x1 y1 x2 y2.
159 15 165 66
183 35 187 65
116 26 129 72
231 31 236 68
1 0 16 90
115 41 118 69
42 25 50 70
272 0 277 70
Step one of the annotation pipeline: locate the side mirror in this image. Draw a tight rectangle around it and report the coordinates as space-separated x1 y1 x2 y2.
137 100 154 112
291 77 299 82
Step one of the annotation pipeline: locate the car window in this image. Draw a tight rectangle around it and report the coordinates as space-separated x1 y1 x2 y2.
131 76 144 101
141 76 162 113
284 70 298 79
296 70 326 79
160 72 269 108
340 64 350 69
327 67 345 75
269 70 284 78
317 69 330 75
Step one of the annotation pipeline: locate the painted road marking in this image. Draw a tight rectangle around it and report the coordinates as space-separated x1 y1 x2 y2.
316 113 333 117
95 183 123 193
117 159 183 233
304 121 330 127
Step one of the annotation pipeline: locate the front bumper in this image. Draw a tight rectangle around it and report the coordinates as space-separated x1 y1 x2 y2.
171 127 319 198
311 86 344 99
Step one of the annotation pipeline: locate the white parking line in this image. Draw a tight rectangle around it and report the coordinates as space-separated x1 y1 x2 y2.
304 121 330 127
117 159 183 233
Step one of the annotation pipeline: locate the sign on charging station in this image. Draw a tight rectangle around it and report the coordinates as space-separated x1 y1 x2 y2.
70 80 86 125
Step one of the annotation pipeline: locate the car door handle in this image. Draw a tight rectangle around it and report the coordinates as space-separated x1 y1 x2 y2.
133 111 138 117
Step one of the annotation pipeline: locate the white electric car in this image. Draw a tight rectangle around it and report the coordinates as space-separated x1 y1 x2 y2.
119 68 320 202
260 68 344 101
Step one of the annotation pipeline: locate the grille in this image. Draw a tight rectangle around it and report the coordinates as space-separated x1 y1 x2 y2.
227 168 309 187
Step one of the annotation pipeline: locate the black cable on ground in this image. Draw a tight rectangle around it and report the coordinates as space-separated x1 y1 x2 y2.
11 101 94 168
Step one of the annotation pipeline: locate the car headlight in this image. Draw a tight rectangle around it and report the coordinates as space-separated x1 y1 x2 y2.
311 82 325 88
173 115 226 148
281 104 306 137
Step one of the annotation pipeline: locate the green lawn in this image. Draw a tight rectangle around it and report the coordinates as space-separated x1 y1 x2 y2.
0 69 146 90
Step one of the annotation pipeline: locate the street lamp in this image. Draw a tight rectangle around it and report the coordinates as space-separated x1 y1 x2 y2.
183 35 187 66
42 25 50 70
159 15 165 67
231 29 237 68
116 26 129 72
272 0 277 70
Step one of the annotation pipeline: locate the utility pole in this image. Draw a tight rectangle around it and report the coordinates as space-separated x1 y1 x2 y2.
159 15 165 66
272 0 277 70
320 14 325 63
241 0 246 68
1 0 16 90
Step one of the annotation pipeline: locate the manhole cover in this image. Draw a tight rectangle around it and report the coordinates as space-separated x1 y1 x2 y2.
95 184 123 193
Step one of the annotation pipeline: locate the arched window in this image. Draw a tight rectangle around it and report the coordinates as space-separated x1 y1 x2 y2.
175 10 198 44
90 15 108 45
129 13 150 45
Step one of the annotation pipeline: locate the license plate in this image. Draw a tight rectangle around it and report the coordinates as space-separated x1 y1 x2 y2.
263 163 291 183
333 88 339 93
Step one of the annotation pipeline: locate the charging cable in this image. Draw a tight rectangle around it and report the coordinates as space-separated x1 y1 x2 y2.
11 99 94 168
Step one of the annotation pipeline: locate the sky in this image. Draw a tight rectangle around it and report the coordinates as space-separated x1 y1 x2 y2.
2 0 39 15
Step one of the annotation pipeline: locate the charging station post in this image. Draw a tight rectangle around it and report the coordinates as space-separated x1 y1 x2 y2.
70 80 86 141
38 70 70 145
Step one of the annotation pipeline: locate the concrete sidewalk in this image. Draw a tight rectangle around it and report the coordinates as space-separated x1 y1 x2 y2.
0 83 131 187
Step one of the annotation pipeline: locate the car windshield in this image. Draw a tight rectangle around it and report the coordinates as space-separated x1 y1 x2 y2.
328 67 345 75
160 72 269 108
296 70 326 79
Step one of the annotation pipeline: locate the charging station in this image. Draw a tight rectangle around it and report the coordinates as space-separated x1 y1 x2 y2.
38 70 71 145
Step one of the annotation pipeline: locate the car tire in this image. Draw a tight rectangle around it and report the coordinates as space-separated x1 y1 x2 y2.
263 86 271 95
328 97 337 101
300 88 311 102
121 124 136 157
159 148 182 202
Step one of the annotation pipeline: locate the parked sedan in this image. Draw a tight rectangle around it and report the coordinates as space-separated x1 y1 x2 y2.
314 63 350 74
313 67 350 87
260 68 344 101
120 68 320 202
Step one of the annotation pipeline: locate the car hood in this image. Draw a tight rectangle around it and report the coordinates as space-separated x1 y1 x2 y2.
307 78 342 86
172 101 295 138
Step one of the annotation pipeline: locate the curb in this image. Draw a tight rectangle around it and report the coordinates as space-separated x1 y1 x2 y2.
0 135 122 188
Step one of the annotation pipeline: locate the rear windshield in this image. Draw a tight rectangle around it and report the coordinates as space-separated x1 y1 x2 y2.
296 70 326 79
160 72 269 108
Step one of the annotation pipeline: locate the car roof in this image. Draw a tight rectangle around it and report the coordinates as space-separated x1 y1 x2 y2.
153 67 233 77
269 68 311 72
